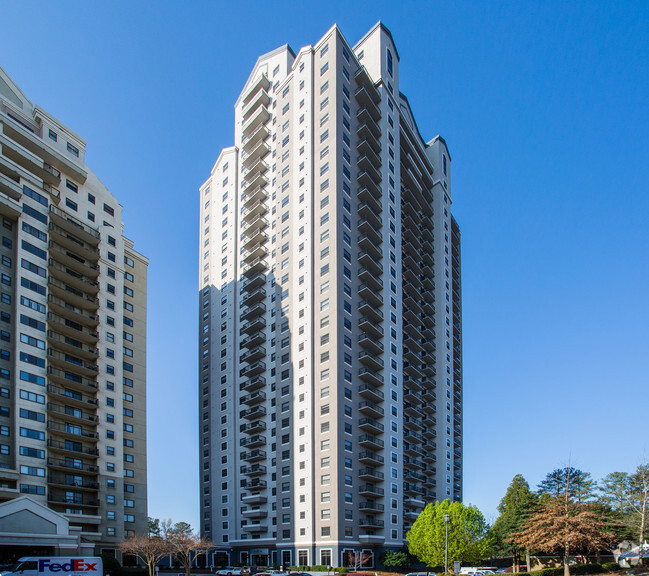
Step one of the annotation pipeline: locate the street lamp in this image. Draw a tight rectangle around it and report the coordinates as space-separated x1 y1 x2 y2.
444 513 450 574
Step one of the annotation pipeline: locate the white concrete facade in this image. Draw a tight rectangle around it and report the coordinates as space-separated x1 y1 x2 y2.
199 23 462 568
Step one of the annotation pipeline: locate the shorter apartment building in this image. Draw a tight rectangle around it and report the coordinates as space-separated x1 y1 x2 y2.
0 64 148 559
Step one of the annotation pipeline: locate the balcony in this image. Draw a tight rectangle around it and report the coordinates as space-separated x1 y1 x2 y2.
47 402 97 424
358 333 384 355
239 361 265 379
403 416 424 432
242 493 267 505
359 467 384 481
48 495 99 509
356 108 381 140
47 439 98 457
49 207 100 246
241 287 266 307
357 122 381 150
48 261 99 296
358 434 384 450
47 331 98 361
358 350 383 371
358 501 385 514
241 523 268 533
357 203 383 228
239 316 266 336
241 271 266 291
357 170 381 195
48 245 99 279
359 518 384 528
243 256 268 278
242 89 271 122
241 214 268 235
358 317 383 339
357 155 382 185
240 375 266 392
242 243 266 265
47 295 98 328
357 136 381 167
359 484 384 497
47 421 98 441
358 451 384 466
240 406 267 421
242 507 268 518
240 435 266 449
358 266 383 291
358 418 384 435
47 277 98 312
47 349 97 378
241 449 267 462
404 430 424 444
242 106 270 138
359 400 384 419
355 85 381 121
404 403 426 420
358 253 383 277
240 421 267 435
358 383 384 404
241 464 267 477
240 391 266 406
47 457 98 474
48 474 99 491
242 141 270 171
358 367 384 387
358 282 382 306
239 332 266 350
241 302 266 322
358 299 383 324
47 385 97 408
357 186 382 211
47 366 97 392
242 479 267 491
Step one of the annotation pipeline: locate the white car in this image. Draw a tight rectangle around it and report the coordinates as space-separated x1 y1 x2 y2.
216 569 244 576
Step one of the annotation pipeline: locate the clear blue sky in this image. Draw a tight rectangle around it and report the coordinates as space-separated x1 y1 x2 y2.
3 0 648 529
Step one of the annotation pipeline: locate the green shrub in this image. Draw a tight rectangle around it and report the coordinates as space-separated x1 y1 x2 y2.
571 565 605 575
601 563 621 572
309 566 329 572
336 569 348 574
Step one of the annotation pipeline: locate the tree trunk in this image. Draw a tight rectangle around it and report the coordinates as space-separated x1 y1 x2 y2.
564 546 570 576
640 483 647 567
525 550 531 572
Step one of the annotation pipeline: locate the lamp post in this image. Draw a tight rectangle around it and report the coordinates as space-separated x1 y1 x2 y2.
444 513 450 574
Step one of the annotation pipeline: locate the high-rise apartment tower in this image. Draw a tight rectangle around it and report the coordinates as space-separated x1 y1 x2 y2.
199 23 462 568
0 65 148 557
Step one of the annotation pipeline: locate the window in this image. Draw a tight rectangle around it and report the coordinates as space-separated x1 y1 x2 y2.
67 142 79 157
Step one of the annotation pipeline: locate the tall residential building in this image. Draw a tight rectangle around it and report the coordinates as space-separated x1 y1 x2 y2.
0 65 148 557
199 23 462 568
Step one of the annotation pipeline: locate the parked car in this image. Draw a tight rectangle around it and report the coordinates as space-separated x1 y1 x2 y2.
216 569 248 576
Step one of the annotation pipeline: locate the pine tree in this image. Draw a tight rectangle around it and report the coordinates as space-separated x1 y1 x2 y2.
492 475 539 571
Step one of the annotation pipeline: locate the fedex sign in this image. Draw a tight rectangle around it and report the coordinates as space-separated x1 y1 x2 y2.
38 561 99 574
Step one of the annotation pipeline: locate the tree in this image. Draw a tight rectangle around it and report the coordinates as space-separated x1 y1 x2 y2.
167 529 215 576
538 468 595 503
492 475 539 571
343 550 373 570
598 472 630 513
119 534 172 576
627 464 649 562
148 517 161 537
407 499 491 570
510 497 615 576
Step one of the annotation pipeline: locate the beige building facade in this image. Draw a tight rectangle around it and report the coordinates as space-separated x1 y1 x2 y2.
0 65 148 560
199 23 462 568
